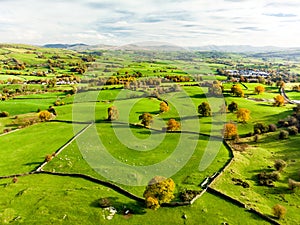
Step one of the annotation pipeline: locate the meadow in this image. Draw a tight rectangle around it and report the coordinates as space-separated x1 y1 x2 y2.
0 44 300 224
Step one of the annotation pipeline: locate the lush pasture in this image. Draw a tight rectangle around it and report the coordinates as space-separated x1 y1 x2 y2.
0 122 83 175
0 97 55 116
212 134 300 224
0 174 268 225
1 45 300 224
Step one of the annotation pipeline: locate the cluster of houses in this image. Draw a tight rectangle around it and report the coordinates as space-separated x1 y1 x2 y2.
225 69 270 78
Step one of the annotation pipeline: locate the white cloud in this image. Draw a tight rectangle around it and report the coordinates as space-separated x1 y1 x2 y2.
0 0 299 47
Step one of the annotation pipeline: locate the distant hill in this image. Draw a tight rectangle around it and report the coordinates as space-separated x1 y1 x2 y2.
43 43 88 49
42 42 300 56
188 45 288 53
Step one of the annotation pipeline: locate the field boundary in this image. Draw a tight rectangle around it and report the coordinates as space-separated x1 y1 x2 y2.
35 122 94 172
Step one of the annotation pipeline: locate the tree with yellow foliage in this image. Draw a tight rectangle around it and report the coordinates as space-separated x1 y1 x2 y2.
143 176 175 210
223 123 238 139
231 84 244 97
145 196 160 210
159 101 169 113
254 85 265 95
38 110 52 122
272 204 286 219
139 113 153 127
236 108 251 123
273 95 285 107
166 119 180 131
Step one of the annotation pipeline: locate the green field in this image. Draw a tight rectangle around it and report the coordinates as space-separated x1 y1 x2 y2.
1 44 300 224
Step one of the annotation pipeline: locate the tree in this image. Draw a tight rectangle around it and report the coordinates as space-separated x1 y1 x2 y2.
273 95 285 107
231 84 244 97
159 101 169 113
145 196 160 210
276 80 285 89
143 176 175 210
236 108 251 123
223 123 238 139
272 204 286 219
279 130 289 139
0 111 9 117
228 101 238 113
254 85 265 95
38 110 52 122
254 122 269 134
288 178 300 190
198 102 211 117
139 113 153 127
274 159 286 172
107 106 119 121
208 81 223 96
166 119 180 131
269 124 277 132
288 126 298 135
48 106 57 116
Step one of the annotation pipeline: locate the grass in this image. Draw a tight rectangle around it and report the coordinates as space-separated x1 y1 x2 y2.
0 122 84 175
1 45 300 224
212 133 300 224
0 174 268 225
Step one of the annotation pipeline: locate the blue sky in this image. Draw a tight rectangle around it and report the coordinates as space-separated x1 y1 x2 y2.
1 0 300 47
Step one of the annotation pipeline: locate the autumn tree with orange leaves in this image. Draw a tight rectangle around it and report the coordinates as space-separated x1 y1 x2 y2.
159 101 169 113
273 95 285 107
236 108 250 123
166 119 180 131
254 85 265 95
223 123 238 139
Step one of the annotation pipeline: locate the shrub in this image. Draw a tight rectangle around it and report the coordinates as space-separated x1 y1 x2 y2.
180 190 201 202
12 176 18 183
274 159 287 172
45 154 53 162
254 122 269 134
288 178 300 190
228 101 238 113
99 198 112 208
198 102 211 117
39 110 53 122
48 106 57 116
0 111 9 117
272 204 286 219
268 124 277 132
107 106 119 121
288 126 298 135
279 130 289 140
257 171 280 187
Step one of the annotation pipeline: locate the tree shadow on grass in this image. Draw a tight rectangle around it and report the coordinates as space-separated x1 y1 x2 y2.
186 93 207 99
90 197 146 215
264 186 293 195
136 110 160 115
23 162 42 166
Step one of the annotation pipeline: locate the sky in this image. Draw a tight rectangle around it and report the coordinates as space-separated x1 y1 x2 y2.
1 0 300 47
